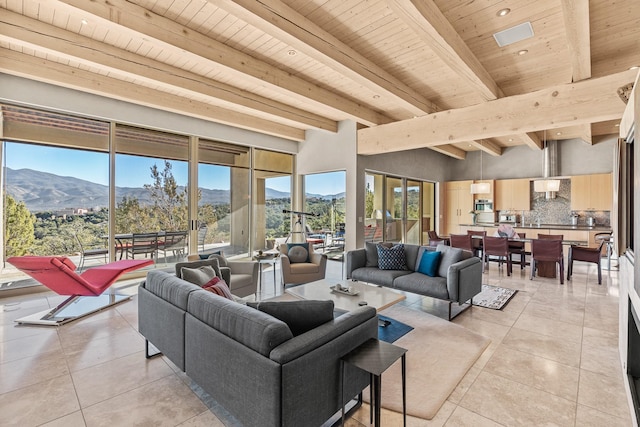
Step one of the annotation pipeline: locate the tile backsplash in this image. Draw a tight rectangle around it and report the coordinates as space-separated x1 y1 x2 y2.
499 179 611 227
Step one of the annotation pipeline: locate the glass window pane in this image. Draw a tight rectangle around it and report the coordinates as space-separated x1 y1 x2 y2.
3 141 109 272
304 171 346 249
364 172 384 243
406 180 421 245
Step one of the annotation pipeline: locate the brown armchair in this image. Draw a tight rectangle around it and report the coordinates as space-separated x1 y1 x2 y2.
567 238 607 285
279 243 327 286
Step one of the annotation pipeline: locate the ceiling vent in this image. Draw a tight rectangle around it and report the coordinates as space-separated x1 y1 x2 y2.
493 22 534 47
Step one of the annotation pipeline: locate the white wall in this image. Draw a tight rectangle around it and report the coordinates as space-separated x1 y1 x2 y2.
298 120 358 251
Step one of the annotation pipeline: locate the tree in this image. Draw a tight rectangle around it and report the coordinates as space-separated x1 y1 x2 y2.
144 161 188 231
4 195 35 256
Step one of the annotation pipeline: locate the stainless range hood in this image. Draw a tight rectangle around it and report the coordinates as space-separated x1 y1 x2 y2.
534 139 560 199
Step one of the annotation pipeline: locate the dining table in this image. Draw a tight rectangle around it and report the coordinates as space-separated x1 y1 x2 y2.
470 235 588 279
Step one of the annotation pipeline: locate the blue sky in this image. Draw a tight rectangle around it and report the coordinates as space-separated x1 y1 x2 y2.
5 143 345 195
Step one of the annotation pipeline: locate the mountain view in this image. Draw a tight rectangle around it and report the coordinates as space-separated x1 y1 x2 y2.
4 168 344 212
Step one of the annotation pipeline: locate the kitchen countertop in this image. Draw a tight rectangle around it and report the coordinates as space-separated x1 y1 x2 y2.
461 223 612 231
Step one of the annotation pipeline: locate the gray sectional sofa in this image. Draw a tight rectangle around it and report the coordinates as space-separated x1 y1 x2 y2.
138 270 378 427
346 243 482 320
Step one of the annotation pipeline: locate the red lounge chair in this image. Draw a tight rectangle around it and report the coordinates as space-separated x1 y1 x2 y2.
7 256 154 325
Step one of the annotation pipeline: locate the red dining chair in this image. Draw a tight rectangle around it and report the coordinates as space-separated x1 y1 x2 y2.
7 256 154 325
466 230 486 257
482 236 512 275
508 232 527 269
449 234 474 255
567 238 607 285
427 230 450 247
530 239 564 284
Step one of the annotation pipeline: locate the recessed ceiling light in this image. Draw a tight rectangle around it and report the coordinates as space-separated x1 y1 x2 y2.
493 22 534 47
508 138 514 142
287 50 297 56
81 19 88 25
630 65 639 70
615 123 620 127
517 49 528 55
556 132 562 136
497 8 511 17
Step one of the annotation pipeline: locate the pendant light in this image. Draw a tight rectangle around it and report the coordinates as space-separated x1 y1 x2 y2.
470 140 491 194
533 129 560 193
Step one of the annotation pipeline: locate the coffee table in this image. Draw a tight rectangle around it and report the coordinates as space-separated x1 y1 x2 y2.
285 279 405 313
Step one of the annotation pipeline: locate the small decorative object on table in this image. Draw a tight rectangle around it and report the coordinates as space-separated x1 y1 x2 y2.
330 283 359 296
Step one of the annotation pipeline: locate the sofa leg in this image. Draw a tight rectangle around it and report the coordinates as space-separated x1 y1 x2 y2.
145 339 162 359
448 299 473 321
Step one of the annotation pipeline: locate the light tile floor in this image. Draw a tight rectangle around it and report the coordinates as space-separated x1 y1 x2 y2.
0 257 633 426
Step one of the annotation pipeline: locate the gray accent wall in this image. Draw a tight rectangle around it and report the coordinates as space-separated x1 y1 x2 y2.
447 137 616 181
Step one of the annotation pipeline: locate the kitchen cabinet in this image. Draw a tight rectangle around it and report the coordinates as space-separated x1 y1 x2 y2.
444 180 473 235
495 179 531 211
570 173 612 211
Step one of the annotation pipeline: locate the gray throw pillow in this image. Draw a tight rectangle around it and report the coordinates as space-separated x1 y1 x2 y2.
436 244 464 278
180 265 218 286
247 300 334 336
207 253 228 267
287 243 310 263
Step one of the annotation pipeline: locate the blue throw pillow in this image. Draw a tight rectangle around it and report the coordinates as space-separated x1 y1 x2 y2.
377 244 407 270
417 250 441 277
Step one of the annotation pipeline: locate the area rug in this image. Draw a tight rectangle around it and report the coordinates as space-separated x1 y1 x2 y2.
377 315 413 343
365 305 490 420
472 284 518 310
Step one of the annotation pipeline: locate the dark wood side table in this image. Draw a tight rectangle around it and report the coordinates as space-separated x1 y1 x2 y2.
340 338 407 427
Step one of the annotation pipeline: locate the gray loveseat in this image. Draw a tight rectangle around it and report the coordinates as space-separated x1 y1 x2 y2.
346 243 482 320
138 270 378 427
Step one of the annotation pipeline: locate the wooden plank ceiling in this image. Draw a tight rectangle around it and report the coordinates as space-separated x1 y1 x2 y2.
0 0 638 158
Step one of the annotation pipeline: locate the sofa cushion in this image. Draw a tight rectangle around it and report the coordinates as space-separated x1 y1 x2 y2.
287 243 310 263
247 300 334 336
436 244 464 278
393 272 449 300
350 267 411 287
181 264 220 286
417 250 441 277
187 291 293 356
377 243 407 270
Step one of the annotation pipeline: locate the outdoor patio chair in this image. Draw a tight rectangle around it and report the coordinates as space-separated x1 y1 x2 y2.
74 233 108 272
126 232 159 260
197 226 208 252
158 230 188 263
7 256 153 325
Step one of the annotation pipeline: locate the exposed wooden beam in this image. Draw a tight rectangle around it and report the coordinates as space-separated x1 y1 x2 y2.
468 140 502 157
387 0 501 101
429 145 466 160
55 0 390 127
561 0 591 82
358 69 637 155
211 0 439 115
521 132 544 150
578 124 593 144
0 48 305 141
0 11 337 133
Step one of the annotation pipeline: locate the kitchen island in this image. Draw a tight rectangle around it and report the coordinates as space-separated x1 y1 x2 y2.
459 223 612 248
